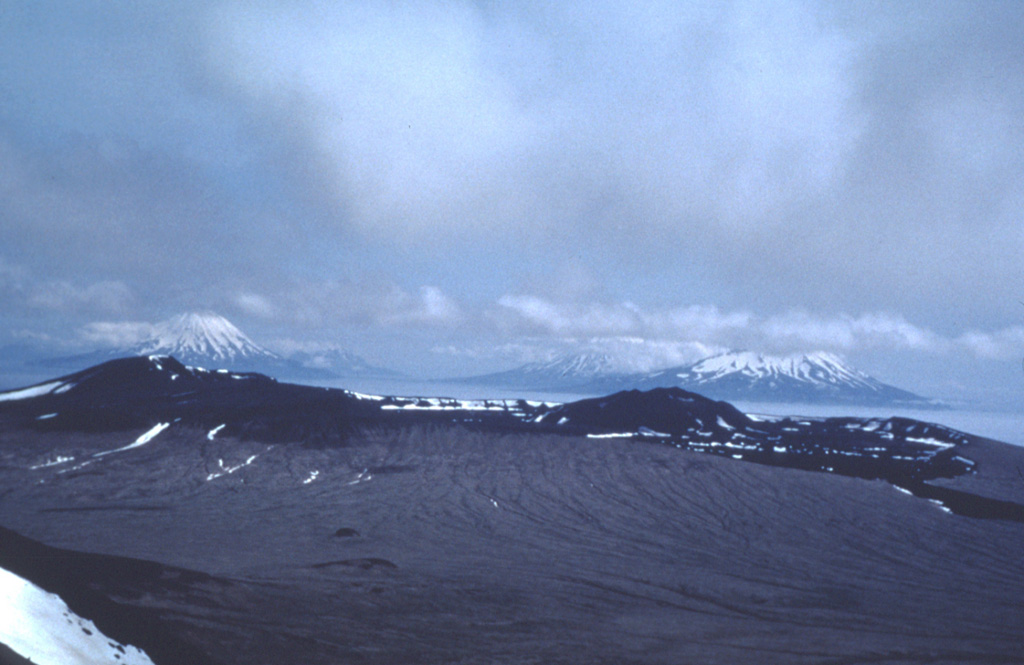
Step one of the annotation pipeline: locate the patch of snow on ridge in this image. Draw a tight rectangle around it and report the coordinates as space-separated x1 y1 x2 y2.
206 454 259 482
30 455 75 470
0 566 156 665
93 423 171 458
637 427 671 437
346 469 372 486
906 436 955 449
0 381 66 402
207 424 226 441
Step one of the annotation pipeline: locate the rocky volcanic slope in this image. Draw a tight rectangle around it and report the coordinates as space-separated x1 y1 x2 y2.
2 356 1024 664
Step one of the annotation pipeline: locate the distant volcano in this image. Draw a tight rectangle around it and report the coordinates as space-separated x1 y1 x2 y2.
23 312 399 382
627 351 939 407
129 312 279 367
457 353 627 390
460 350 938 407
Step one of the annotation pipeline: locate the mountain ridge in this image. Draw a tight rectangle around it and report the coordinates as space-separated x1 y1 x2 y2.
9 312 401 383
461 349 938 407
0 355 978 488
455 352 627 388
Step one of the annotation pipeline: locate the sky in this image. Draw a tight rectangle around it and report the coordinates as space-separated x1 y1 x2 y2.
2 1 1024 407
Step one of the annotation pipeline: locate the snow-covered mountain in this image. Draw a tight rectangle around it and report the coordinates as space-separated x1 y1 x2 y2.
130 312 279 367
628 351 937 406
19 312 400 383
461 349 938 407
458 353 628 390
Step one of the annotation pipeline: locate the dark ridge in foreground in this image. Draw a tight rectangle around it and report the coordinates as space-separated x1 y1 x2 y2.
0 525 221 665
0 355 1019 522
898 481 1024 522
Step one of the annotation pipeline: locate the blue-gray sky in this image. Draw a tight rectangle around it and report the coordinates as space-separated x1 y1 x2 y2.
2 1 1024 406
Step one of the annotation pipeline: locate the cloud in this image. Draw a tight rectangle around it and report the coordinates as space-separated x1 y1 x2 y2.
205 0 863 242
3 2 1024 399
494 296 756 343
760 311 948 354
490 293 1012 363
27 280 135 314
0 256 27 297
957 326 1024 361
401 286 464 325
234 293 276 318
225 280 464 331
78 321 156 348
208 1 542 239
494 295 643 336
198 0 1024 330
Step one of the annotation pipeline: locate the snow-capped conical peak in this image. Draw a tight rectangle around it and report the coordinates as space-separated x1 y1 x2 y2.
685 350 872 387
134 312 277 363
625 349 933 405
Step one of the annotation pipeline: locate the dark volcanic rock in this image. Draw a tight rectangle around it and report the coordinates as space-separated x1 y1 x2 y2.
0 526 221 665
537 387 752 436
310 558 397 571
0 642 35 665
333 527 360 538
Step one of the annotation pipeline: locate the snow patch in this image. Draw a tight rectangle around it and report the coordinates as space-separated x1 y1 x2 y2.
347 390 385 401
0 381 65 402
93 423 170 458
905 436 955 449
0 566 155 665
29 455 75 470
346 468 372 486
205 454 259 482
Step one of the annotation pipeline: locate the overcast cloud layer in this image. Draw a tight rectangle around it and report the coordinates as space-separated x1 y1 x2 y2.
2 1 1023 404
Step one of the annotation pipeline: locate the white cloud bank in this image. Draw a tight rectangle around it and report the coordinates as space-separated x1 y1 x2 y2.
483 293 1024 367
